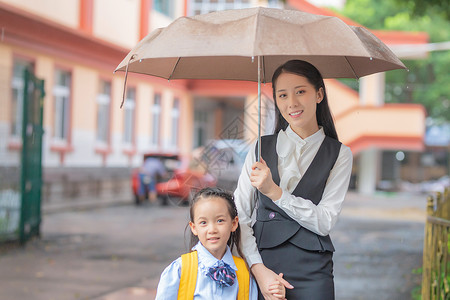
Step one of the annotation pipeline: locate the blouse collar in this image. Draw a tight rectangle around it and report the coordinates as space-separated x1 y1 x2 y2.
192 241 237 271
277 126 325 158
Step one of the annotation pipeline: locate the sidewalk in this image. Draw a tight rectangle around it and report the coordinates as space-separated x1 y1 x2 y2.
93 277 158 299
42 195 132 214
96 191 428 300
0 190 426 300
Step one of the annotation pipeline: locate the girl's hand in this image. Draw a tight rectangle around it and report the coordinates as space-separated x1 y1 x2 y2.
268 273 287 299
251 264 293 300
250 157 282 201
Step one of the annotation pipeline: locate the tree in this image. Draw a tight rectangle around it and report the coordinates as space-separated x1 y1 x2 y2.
337 0 450 122
395 0 450 21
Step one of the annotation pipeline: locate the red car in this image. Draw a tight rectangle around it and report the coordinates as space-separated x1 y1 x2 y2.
131 153 217 205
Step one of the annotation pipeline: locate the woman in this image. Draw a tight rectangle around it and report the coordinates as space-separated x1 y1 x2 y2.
234 60 353 299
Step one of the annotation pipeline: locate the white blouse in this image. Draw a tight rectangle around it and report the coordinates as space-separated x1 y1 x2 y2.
234 126 353 267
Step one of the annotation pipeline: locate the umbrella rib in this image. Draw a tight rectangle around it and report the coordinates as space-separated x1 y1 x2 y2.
168 57 181 81
344 56 359 80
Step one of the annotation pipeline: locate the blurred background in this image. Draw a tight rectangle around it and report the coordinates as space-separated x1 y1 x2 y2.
0 0 448 299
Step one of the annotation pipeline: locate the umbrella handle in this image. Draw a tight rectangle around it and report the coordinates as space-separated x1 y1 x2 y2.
257 56 261 162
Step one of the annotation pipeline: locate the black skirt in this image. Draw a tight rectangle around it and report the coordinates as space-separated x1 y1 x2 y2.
258 241 334 300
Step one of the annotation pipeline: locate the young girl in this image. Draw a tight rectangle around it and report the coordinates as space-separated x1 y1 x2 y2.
155 187 286 300
235 60 353 299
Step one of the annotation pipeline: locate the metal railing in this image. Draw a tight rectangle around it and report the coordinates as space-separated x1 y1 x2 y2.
421 187 450 300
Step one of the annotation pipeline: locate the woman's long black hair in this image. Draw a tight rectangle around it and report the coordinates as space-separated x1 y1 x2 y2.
187 187 244 258
272 60 338 140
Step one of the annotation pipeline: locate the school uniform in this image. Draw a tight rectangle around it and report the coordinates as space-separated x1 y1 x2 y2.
155 242 258 300
234 126 353 299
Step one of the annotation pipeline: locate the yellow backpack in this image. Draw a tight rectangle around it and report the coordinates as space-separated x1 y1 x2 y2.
177 251 250 300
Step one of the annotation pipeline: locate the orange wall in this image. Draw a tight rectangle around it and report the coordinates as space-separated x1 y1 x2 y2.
1 0 79 28
93 0 140 49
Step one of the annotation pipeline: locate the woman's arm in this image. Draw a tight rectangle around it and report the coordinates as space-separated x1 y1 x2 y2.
251 264 292 300
234 144 262 267
235 145 293 299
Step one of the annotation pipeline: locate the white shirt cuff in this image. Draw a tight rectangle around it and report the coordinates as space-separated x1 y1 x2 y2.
275 189 290 207
246 253 263 267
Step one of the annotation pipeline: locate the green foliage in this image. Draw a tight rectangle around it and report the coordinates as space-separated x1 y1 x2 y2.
338 0 450 122
411 267 422 299
411 285 421 300
394 0 450 21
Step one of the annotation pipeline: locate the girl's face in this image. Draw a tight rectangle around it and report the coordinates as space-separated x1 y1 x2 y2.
189 197 238 260
274 72 323 138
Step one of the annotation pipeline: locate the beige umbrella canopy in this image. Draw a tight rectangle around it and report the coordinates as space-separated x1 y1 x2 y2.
115 7 406 159
115 7 406 82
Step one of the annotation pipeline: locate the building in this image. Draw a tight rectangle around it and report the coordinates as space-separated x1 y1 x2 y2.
0 0 427 208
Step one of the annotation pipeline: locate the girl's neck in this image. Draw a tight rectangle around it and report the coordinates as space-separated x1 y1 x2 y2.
209 247 227 260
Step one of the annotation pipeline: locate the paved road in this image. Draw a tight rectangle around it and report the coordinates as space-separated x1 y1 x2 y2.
0 191 426 300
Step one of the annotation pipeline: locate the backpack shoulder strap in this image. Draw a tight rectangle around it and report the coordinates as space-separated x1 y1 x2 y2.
233 256 250 300
178 251 198 300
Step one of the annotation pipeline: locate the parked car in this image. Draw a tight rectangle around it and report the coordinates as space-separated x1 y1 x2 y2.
199 139 250 191
131 152 216 206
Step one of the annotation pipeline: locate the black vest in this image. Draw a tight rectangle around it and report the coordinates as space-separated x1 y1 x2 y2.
253 134 341 252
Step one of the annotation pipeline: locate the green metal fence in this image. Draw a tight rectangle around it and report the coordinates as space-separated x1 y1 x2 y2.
0 68 44 244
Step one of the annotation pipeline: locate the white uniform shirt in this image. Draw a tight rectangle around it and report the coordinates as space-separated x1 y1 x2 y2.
234 126 353 267
155 242 257 299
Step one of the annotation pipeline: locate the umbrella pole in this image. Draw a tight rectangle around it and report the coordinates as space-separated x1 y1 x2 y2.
257 56 261 162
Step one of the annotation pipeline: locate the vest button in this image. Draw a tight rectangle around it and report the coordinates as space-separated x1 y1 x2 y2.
269 212 275 219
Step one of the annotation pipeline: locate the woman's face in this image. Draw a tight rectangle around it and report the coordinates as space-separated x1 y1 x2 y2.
274 72 323 138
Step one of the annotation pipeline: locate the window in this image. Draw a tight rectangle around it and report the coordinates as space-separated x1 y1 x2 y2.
96 80 111 144
11 59 34 138
151 93 162 146
170 98 180 148
189 0 251 16
53 68 71 141
123 87 136 145
154 0 174 17
194 110 208 148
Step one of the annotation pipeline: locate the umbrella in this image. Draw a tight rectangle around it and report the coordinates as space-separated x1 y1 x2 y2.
115 7 406 158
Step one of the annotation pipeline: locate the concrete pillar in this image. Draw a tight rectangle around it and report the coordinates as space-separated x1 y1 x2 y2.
359 72 385 106
358 147 380 194
180 94 194 156
357 72 385 194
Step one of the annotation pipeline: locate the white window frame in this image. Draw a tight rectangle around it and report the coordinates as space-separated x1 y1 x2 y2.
96 80 111 145
189 0 251 16
151 93 162 147
170 98 180 148
53 69 71 143
11 59 34 139
123 87 136 146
